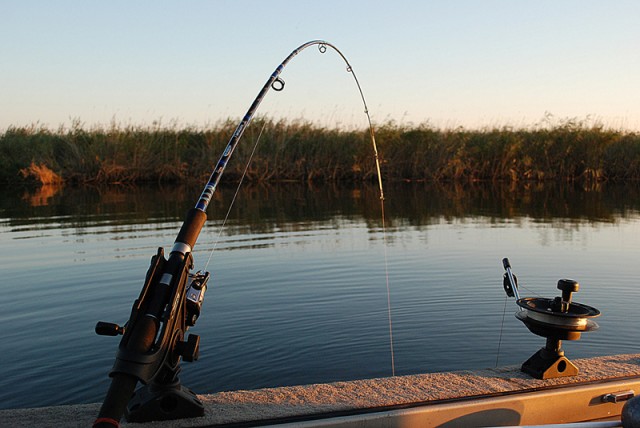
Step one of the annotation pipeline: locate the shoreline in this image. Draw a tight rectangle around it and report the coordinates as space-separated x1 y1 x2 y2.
3 121 640 185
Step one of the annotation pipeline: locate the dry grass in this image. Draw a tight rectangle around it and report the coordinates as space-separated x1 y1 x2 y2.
2 119 639 184
19 162 64 185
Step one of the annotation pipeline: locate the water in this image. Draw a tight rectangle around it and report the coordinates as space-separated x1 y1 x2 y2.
1 181 640 410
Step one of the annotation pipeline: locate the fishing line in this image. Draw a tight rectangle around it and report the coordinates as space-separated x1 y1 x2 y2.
380 200 395 376
329 42 394 375
495 294 509 367
494 269 545 367
314 42 394 376
519 283 544 298
195 40 395 377
203 120 268 272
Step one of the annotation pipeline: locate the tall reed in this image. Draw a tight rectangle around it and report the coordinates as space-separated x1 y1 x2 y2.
1 119 638 184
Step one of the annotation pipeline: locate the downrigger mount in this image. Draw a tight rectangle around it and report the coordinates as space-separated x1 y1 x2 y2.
502 258 600 379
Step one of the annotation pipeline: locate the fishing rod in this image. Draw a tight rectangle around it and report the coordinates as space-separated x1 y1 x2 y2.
195 39 384 213
93 40 385 427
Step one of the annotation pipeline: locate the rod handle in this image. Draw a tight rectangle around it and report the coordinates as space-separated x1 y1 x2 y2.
175 208 207 250
502 258 511 270
94 373 138 427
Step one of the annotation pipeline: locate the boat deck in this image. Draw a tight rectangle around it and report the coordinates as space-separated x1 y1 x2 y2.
3 353 640 427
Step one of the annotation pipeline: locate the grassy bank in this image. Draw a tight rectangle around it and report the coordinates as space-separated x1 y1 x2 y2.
1 119 639 184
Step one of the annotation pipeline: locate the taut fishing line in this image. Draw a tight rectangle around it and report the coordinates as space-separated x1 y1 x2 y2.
200 40 395 376
494 266 544 367
495 294 508 367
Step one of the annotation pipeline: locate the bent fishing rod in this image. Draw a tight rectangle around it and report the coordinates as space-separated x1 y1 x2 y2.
93 40 385 427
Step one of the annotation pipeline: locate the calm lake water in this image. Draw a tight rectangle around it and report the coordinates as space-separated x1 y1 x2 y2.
1 181 640 410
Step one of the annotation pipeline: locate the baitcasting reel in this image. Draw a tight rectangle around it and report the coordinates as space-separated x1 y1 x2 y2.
502 258 600 379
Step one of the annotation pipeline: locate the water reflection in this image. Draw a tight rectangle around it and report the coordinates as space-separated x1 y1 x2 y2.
389 181 640 225
1 181 640 410
3 181 640 232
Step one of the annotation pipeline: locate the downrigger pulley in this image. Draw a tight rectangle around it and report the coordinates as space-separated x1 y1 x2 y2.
502 258 600 379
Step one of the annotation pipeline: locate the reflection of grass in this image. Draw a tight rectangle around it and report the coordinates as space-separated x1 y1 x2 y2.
1 119 639 184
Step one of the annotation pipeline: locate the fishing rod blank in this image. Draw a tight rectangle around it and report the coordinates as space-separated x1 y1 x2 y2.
194 39 384 215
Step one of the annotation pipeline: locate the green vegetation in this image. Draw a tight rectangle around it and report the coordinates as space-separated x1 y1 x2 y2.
1 119 639 184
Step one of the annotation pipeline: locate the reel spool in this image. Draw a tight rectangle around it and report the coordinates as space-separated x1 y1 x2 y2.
502 258 600 379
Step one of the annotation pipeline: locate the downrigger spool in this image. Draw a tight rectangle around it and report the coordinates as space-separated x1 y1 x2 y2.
501 258 600 379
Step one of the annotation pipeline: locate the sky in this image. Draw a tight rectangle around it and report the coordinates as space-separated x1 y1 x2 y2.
1 0 639 132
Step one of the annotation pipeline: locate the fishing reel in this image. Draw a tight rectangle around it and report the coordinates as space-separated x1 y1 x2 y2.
185 270 210 327
502 258 600 379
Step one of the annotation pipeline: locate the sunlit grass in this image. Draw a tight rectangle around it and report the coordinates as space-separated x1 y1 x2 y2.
1 118 638 184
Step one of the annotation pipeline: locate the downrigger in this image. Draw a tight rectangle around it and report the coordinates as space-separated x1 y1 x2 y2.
501 258 601 379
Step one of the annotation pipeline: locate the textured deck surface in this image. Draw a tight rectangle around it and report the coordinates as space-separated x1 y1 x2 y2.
2 353 640 427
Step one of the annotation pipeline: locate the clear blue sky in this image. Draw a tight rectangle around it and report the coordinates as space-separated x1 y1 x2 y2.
2 0 639 131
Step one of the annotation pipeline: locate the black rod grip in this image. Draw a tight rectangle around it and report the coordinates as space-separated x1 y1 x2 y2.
94 373 138 427
502 258 511 270
175 208 207 250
